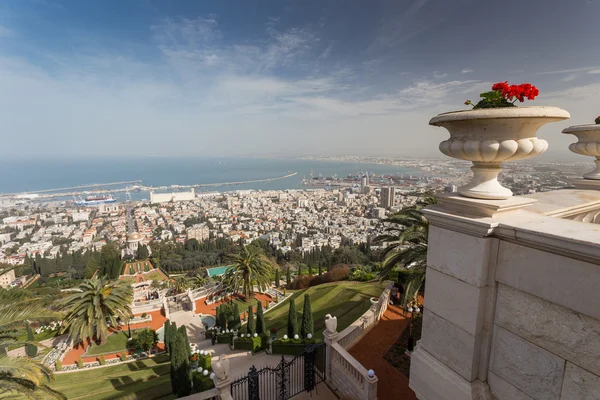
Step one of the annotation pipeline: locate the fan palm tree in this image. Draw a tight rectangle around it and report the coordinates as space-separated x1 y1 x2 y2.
59 277 133 345
374 192 438 308
0 297 65 399
222 246 273 299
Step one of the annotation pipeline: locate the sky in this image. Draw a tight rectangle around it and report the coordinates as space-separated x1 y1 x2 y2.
1 0 600 159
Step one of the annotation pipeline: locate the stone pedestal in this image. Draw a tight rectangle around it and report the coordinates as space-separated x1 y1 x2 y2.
409 197 502 400
214 377 233 400
323 330 339 390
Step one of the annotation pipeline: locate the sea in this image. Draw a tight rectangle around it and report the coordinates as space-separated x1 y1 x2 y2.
0 156 422 202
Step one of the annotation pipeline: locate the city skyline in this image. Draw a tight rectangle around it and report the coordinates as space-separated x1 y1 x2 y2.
1 0 599 158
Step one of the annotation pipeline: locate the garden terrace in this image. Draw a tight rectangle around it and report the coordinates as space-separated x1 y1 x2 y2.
265 281 386 341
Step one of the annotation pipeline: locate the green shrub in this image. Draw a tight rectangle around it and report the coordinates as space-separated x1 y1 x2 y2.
271 338 318 355
120 352 127 361
192 371 215 393
233 334 268 353
204 330 214 340
99 354 106 365
200 354 211 370
77 358 83 369
216 333 233 345
55 360 62 371
141 313 147 318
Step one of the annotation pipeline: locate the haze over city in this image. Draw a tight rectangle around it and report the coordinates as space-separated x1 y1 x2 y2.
1 0 599 158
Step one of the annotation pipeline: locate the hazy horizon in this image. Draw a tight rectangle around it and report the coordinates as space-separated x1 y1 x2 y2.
1 0 599 158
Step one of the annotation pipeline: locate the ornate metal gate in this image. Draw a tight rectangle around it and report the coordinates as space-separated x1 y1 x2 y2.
230 343 326 400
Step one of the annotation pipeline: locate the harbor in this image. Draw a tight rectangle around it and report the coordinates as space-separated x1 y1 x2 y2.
1 172 299 202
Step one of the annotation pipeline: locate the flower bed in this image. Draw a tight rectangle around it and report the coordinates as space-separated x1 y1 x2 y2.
271 338 318 355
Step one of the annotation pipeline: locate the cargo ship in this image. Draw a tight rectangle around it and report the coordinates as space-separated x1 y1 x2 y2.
74 194 117 206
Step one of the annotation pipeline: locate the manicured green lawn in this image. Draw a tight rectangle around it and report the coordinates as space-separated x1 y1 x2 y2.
263 281 387 340
42 354 174 400
144 270 166 282
85 331 142 356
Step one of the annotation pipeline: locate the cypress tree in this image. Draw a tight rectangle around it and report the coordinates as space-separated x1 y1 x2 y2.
168 322 178 357
163 320 171 354
170 331 191 397
308 265 313 275
287 299 298 338
318 264 323 276
286 268 291 285
215 306 225 329
275 269 280 288
247 306 256 335
301 294 314 339
298 265 303 276
256 301 266 335
218 306 227 329
178 325 191 357
233 303 241 330
26 324 37 357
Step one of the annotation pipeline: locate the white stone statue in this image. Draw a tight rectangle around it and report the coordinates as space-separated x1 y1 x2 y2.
212 358 230 382
325 314 337 334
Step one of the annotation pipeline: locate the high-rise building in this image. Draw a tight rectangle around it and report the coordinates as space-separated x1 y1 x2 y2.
360 176 367 193
380 187 396 209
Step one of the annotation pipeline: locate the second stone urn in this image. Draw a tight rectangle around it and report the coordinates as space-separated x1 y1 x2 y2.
562 124 600 179
430 106 570 200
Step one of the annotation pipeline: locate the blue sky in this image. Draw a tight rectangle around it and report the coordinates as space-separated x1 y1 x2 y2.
1 0 599 158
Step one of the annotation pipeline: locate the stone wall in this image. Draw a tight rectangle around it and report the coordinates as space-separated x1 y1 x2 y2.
408 191 600 400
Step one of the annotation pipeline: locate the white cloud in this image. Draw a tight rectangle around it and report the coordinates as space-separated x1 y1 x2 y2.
561 74 577 82
433 72 448 79
587 69 600 74
461 69 473 74
539 66 600 75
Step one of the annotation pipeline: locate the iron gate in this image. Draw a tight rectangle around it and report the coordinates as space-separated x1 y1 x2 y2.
230 343 326 400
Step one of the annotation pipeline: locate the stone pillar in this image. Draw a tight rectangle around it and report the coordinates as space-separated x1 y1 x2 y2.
212 358 233 400
408 194 534 400
214 377 233 400
323 323 339 390
366 373 378 400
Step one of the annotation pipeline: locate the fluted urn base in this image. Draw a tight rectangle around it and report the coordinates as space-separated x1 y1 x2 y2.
583 159 600 180
459 163 512 200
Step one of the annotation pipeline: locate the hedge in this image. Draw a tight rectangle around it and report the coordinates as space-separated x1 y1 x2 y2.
233 334 268 353
192 370 215 393
216 333 233 345
271 338 318 356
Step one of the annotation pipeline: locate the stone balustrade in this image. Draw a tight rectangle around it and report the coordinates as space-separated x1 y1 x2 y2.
329 342 378 400
337 282 391 350
322 282 391 400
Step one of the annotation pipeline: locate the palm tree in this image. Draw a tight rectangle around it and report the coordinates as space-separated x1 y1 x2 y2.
374 192 438 308
59 277 133 345
0 297 65 399
222 246 273 299
173 275 190 293
188 273 207 289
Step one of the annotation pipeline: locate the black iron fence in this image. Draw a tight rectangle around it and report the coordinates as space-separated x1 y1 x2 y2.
231 343 326 400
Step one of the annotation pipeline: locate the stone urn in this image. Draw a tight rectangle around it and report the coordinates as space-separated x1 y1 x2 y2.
430 106 570 199
562 124 600 179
